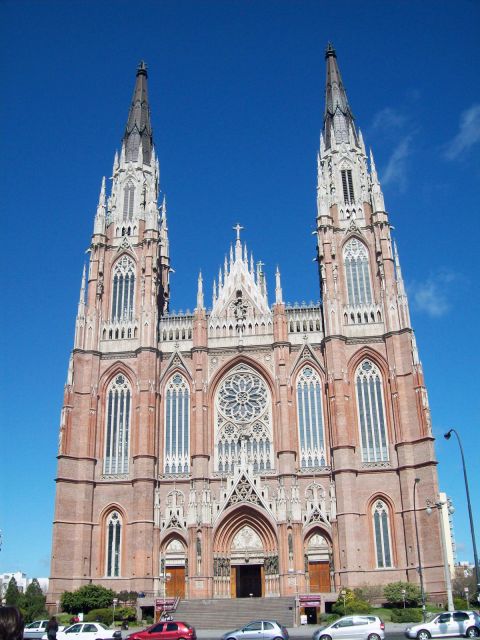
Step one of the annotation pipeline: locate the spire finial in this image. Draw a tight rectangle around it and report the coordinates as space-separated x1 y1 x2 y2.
196 271 204 310
137 60 148 77
325 42 336 59
275 266 283 304
123 60 153 165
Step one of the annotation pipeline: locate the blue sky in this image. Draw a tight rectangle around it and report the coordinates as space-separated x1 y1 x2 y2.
1 0 479 579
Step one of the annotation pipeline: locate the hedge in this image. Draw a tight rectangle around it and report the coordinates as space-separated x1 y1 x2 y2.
390 608 423 623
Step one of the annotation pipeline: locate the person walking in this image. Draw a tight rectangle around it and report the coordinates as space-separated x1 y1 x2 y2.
46 617 59 640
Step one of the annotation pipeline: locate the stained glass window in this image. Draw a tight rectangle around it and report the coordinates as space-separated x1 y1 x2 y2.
373 500 393 568
355 360 388 462
164 373 190 473
111 255 135 322
296 367 326 467
104 374 131 474
106 511 122 576
344 238 372 306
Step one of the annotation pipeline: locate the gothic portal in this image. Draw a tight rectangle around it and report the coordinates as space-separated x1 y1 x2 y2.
48 47 446 606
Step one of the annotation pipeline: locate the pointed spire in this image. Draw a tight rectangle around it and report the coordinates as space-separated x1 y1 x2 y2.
77 264 86 317
213 279 217 303
275 266 283 304
370 148 385 212
122 61 153 165
161 194 167 226
196 271 204 310
323 43 357 150
393 241 406 296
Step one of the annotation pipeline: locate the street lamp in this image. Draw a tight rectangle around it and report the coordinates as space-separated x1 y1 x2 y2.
402 588 406 609
426 498 454 611
464 587 469 607
112 598 118 627
341 589 346 615
413 478 427 622
444 429 479 602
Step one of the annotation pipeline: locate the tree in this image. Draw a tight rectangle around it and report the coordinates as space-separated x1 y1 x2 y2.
383 581 422 607
24 579 47 623
61 585 116 614
332 587 372 615
5 577 23 607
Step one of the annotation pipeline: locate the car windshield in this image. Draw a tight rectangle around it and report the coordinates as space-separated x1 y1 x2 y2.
26 623 39 628
98 624 109 630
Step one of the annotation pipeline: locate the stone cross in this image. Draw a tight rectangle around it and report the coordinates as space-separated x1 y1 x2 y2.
233 223 244 242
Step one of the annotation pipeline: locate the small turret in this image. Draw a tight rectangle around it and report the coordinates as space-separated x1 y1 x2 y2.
196 271 205 311
275 266 283 304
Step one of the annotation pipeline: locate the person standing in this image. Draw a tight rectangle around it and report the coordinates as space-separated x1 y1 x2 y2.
46 617 58 640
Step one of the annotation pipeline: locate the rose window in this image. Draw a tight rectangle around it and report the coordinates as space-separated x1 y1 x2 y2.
215 365 273 474
218 371 268 423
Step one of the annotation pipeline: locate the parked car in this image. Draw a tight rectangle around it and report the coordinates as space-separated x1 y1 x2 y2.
127 621 196 640
25 621 65 640
42 623 121 640
405 611 480 639
312 615 385 640
221 620 289 640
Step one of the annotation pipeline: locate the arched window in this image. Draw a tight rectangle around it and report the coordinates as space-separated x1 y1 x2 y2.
111 255 135 322
104 374 131 474
296 367 326 468
215 364 274 473
106 511 122 577
164 373 190 474
123 182 135 221
344 238 372 306
355 360 388 462
372 500 393 568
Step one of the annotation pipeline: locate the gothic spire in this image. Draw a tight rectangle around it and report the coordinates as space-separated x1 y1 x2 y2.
122 61 153 165
323 43 357 150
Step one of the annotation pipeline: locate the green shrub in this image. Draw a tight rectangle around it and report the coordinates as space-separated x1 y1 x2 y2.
319 613 340 624
391 608 423 623
84 609 113 625
332 599 372 615
384 582 422 607
453 597 468 610
116 607 136 622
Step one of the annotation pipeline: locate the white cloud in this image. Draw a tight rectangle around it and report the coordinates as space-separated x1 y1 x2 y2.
371 107 407 132
443 104 480 160
381 136 412 190
409 270 457 318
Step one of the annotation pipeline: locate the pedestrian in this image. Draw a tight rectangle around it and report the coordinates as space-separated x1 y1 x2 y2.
46 617 59 640
0 606 24 640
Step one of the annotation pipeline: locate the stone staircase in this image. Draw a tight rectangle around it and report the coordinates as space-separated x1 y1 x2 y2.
174 596 296 630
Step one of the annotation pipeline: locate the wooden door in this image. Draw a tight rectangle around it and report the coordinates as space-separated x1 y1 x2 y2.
230 566 237 598
166 566 185 598
309 561 330 592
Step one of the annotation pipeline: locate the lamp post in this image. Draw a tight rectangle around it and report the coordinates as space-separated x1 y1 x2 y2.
444 429 479 602
413 478 427 621
464 587 469 607
341 589 346 615
426 498 454 611
402 588 406 609
112 598 118 628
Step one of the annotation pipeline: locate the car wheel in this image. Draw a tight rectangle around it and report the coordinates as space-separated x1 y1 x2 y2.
368 634 381 640
417 631 431 640
273 636 283 640
320 635 332 640
466 628 480 638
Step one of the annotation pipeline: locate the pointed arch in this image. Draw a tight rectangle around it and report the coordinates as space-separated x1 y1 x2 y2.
103 373 132 474
105 509 123 577
343 237 372 306
213 362 274 473
371 498 394 568
295 365 326 468
354 359 389 462
111 254 135 322
164 372 190 474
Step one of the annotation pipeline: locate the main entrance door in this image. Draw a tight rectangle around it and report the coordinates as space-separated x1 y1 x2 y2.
309 561 330 592
166 566 185 598
236 564 262 598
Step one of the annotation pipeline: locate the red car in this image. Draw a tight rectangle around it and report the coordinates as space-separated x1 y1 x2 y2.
128 622 196 640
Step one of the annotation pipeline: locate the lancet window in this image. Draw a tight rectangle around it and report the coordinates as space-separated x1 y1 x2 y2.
296 367 326 467
106 511 122 577
372 500 393 568
164 373 190 474
355 360 388 462
215 364 273 473
341 168 355 203
123 182 135 221
344 238 372 306
111 255 135 322
104 374 131 474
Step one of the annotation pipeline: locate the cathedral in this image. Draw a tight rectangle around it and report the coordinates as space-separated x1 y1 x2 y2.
48 46 447 610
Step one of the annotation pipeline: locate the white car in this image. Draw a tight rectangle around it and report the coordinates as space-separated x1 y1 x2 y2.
25 621 65 640
312 615 385 640
405 611 480 639
42 623 121 640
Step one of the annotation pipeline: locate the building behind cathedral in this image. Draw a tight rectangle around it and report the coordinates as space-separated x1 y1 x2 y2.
48 46 446 609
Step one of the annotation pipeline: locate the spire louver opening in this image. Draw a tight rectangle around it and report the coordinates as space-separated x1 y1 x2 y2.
122 60 153 165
